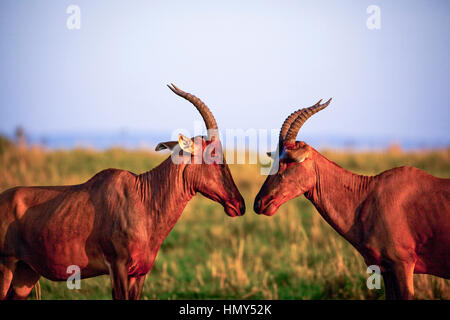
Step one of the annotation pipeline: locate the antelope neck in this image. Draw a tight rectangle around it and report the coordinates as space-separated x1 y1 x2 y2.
136 158 196 228
305 152 375 245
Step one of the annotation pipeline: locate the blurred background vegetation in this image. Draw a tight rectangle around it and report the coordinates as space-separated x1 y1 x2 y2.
0 133 449 300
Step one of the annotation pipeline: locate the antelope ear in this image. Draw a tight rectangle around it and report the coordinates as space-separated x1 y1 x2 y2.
178 134 194 154
155 141 178 151
266 151 277 159
293 146 311 163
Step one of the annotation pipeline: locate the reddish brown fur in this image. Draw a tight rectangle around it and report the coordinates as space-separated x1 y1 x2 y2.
0 138 244 300
255 141 450 299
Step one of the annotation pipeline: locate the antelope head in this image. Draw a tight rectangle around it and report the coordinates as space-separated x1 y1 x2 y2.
254 99 332 216
156 84 245 217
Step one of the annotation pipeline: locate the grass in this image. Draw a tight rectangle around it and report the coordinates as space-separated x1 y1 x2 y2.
0 137 449 300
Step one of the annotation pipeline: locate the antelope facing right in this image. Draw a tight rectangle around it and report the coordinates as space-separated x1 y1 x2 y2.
254 100 450 299
0 84 245 300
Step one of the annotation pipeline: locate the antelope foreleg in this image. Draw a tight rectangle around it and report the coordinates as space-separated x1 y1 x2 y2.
128 275 146 300
382 271 397 300
383 263 415 300
110 262 129 300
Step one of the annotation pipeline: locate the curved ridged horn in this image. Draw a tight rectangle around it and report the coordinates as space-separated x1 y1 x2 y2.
284 98 332 144
167 84 218 137
278 100 322 147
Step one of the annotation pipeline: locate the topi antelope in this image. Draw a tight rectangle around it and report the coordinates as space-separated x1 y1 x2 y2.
0 84 245 300
254 100 450 299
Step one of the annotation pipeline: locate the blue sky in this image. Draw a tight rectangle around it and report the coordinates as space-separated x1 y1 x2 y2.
0 0 449 147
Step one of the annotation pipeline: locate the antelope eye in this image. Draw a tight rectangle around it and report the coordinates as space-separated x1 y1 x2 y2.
279 159 295 172
284 156 297 165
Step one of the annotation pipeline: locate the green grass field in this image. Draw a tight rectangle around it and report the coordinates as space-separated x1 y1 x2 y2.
1 137 449 299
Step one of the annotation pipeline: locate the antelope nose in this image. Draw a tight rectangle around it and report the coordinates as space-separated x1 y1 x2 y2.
239 201 246 216
254 197 262 214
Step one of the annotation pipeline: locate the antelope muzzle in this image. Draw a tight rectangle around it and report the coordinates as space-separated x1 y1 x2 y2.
224 196 246 217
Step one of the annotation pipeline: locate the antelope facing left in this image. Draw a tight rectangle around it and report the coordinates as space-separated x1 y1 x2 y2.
0 84 245 300
254 100 450 299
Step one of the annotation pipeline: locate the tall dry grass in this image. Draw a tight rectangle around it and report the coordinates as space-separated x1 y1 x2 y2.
0 137 449 299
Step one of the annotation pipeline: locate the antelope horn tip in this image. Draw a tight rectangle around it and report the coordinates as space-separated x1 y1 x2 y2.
323 98 332 105
167 83 184 96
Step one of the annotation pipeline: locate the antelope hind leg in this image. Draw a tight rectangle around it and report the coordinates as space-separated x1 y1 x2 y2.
0 258 16 300
7 261 40 300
